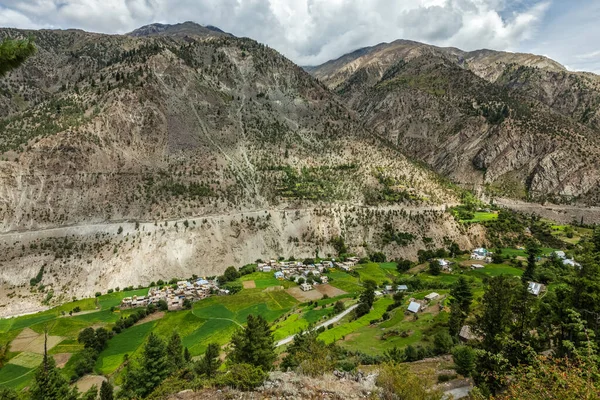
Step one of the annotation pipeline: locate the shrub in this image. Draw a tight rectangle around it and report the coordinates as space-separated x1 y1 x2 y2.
217 363 267 391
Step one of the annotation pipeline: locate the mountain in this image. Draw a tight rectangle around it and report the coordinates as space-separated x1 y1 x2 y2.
128 21 230 37
0 25 482 316
308 40 600 204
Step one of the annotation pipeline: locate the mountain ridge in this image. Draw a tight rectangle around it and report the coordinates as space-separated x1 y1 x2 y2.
308 39 600 204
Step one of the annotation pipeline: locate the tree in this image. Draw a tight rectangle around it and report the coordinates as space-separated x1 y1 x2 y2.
99 380 114 400
330 236 347 255
223 266 240 282
355 280 376 318
166 331 184 372
433 331 454 355
0 388 18 400
450 276 473 312
396 258 413 273
0 37 36 76
78 327 96 349
476 276 517 353
523 243 541 283
428 260 441 276
30 331 78 400
229 315 276 371
333 300 345 314
157 299 168 311
123 332 169 398
370 252 386 263
452 345 476 377
448 301 466 337
195 342 221 378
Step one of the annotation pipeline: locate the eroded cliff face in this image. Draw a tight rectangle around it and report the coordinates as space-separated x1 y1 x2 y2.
0 206 485 317
309 41 600 204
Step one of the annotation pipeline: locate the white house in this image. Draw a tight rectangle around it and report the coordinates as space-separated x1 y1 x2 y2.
407 301 421 313
471 247 489 260
320 276 329 284
528 282 543 296
553 251 566 259
261 265 272 272
471 264 485 270
274 271 284 279
397 285 408 292
425 292 440 301
563 259 581 268
300 283 313 291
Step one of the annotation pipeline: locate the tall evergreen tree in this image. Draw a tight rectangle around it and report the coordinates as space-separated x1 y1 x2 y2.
229 315 275 371
475 276 517 353
523 243 540 283
123 332 169 398
99 380 114 400
166 331 184 372
195 342 221 378
30 331 78 400
450 276 473 312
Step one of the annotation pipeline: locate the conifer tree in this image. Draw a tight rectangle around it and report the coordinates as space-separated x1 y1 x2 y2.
30 330 77 400
195 342 221 378
100 380 114 400
166 331 184 372
229 315 275 371
0 37 36 76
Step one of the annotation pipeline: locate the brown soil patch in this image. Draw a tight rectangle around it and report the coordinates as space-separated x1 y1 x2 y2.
53 353 72 368
134 311 165 326
343 333 360 342
10 328 63 354
242 280 256 289
74 375 106 394
286 287 323 302
315 284 346 298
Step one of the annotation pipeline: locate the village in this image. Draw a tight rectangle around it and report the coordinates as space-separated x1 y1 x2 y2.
119 246 579 311
120 278 226 311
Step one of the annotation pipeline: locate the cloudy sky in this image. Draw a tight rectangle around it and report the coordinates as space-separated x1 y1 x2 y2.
1 0 599 73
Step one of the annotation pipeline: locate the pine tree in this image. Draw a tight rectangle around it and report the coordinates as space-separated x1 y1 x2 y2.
123 332 169 397
184 346 191 363
229 315 275 371
450 276 473 312
195 342 221 378
0 38 36 76
475 276 517 353
100 380 114 400
523 243 540 283
30 331 78 400
166 331 184 372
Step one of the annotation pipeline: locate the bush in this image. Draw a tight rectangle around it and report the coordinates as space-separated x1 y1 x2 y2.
217 363 267 390
452 345 476 377
437 373 457 383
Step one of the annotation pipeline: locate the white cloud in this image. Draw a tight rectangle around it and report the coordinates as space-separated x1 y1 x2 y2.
0 0 554 66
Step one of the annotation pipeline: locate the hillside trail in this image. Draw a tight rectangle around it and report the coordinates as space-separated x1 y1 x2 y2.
276 303 359 347
0 204 454 240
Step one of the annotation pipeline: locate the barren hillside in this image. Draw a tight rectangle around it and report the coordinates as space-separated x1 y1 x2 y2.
309 40 600 204
0 24 468 315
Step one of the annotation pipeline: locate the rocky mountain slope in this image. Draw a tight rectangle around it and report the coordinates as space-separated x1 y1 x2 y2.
0 24 480 315
308 40 600 204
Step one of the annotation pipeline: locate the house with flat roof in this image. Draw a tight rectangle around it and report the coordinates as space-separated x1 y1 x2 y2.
300 283 313 291
425 292 440 301
397 285 408 292
528 282 543 296
407 301 421 313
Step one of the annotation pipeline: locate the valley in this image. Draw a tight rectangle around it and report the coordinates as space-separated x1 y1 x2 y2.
0 20 599 399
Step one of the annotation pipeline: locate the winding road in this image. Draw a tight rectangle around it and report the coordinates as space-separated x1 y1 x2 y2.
276 304 358 347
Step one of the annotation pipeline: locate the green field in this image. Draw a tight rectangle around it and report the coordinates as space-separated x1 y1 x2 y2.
96 321 157 374
462 211 498 223
239 272 296 289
